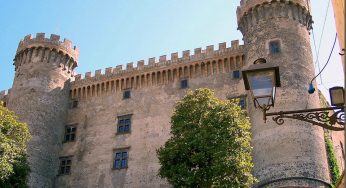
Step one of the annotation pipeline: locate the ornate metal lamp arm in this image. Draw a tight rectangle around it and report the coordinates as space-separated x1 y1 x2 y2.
262 106 345 131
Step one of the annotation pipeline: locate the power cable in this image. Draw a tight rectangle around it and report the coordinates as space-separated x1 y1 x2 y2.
307 0 331 84
310 33 337 85
315 0 331 84
308 33 337 94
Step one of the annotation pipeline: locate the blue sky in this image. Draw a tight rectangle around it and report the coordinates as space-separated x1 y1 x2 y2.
0 0 344 101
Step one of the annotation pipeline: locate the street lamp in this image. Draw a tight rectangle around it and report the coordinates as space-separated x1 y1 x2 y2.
242 58 345 131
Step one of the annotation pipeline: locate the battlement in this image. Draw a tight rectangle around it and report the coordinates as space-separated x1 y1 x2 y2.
16 33 79 62
236 0 313 34
70 40 245 99
237 0 311 23
73 40 243 83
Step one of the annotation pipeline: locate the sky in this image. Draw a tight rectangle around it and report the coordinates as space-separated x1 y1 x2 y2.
0 0 344 102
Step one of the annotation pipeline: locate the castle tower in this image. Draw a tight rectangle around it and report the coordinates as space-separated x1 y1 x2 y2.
237 0 331 187
7 33 79 187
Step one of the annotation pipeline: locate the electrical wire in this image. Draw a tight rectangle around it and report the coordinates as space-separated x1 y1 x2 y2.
307 0 331 84
310 33 338 84
315 0 331 84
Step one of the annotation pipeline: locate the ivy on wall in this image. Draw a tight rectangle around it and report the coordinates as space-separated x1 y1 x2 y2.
324 132 341 187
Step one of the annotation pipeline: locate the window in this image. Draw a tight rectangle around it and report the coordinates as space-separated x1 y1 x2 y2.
64 125 76 142
229 96 246 110
113 150 128 169
269 41 281 54
233 70 241 79
117 115 131 134
123 90 131 99
180 79 188 89
239 97 246 110
59 157 72 175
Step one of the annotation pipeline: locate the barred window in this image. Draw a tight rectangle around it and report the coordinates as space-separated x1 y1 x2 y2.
117 115 132 134
239 97 246 110
269 41 281 54
113 150 128 169
229 96 247 110
233 70 241 79
123 90 131 99
180 79 188 89
59 157 72 175
64 125 76 142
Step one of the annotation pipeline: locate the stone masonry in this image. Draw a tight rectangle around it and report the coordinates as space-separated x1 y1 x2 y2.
0 0 339 187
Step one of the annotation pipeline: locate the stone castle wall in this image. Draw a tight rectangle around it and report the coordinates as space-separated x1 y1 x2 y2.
56 42 246 187
5 33 79 188
0 0 341 187
238 0 331 187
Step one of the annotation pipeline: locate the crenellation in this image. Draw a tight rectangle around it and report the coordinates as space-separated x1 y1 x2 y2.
50 34 60 41
71 42 245 87
23 34 32 41
194 47 202 55
16 33 79 63
171 52 178 62
137 60 145 68
85 72 92 78
237 1 313 35
126 62 134 70
238 0 331 187
231 40 239 49
95 69 102 77
206 45 214 54
149 57 156 65
36 33 45 39
159 55 167 62
63 38 73 49
75 74 82 81
105 67 113 75
182 50 190 60
237 0 311 23
219 42 226 51
4 2 335 187
115 65 123 70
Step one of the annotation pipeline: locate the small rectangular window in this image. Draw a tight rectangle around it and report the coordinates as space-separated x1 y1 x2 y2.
233 70 241 79
64 125 77 142
239 97 246 110
113 150 128 169
269 41 280 54
229 96 246 110
123 90 131 99
117 115 132 134
180 79 188 89
59 157 72 175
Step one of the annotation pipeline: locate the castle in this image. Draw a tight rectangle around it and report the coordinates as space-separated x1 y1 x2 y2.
0 0 341 187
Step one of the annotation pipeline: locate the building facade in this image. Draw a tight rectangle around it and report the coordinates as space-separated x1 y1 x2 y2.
331 0 345 71
0 0 339 187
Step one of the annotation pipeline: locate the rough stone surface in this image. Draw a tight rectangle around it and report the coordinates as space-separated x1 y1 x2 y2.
6 35 77 188
0 1 340 188
238 0 331 187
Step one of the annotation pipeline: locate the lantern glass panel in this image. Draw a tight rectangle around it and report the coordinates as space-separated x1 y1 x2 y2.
248 70 274 92
330 87 344 106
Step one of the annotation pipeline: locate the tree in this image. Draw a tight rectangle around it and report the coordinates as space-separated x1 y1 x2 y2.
157 89 256 187
0 102 31 187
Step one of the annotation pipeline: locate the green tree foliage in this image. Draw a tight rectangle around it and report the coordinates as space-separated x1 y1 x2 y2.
324 133 340 187
157 89 256 187
0 154 30 188
0 102 31 186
